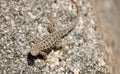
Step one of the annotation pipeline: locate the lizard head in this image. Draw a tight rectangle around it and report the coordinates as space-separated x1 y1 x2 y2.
30 46 40 56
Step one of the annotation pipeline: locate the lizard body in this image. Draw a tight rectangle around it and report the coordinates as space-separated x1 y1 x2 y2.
30 15 79 57
29 0 80 60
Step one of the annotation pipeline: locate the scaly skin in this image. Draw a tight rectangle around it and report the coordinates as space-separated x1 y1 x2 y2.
30 15 79 58
30 0 80 60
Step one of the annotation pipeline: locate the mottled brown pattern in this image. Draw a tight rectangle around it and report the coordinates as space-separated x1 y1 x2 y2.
28 0 80 61
30 14 79 58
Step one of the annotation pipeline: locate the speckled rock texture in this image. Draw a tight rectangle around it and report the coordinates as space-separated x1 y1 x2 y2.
0 0 111 74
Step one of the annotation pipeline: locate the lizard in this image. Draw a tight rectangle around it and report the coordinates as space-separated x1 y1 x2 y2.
29 0 80 60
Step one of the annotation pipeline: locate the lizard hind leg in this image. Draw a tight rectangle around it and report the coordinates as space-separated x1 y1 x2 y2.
47 15 57 33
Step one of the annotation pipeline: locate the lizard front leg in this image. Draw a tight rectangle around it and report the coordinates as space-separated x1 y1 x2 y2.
54 39 63 51
39 51 48 60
